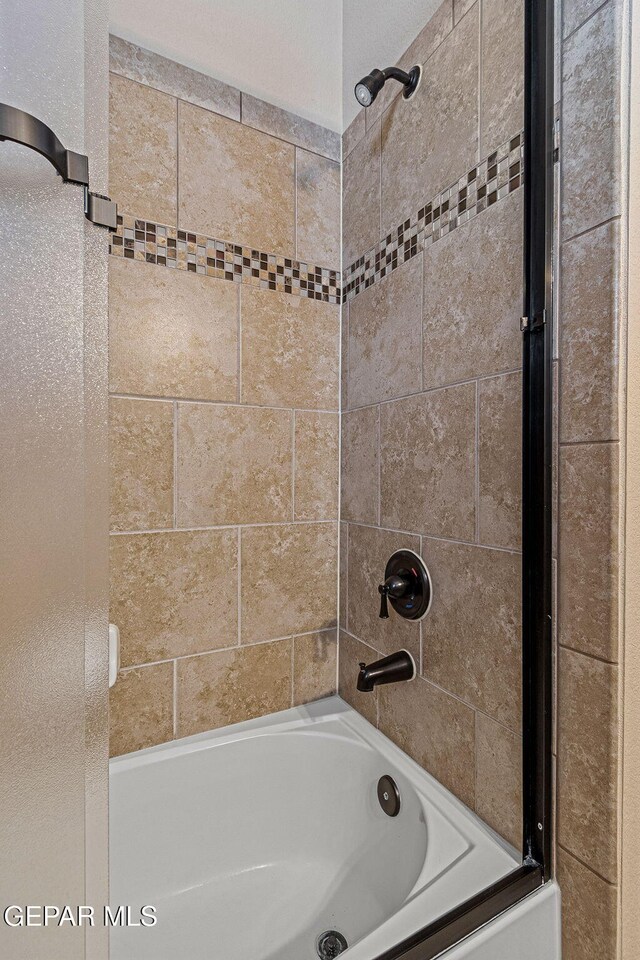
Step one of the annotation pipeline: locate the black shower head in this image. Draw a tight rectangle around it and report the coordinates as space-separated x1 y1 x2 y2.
354 64 422 108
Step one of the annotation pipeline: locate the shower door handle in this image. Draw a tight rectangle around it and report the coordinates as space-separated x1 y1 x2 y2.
0 101 117 229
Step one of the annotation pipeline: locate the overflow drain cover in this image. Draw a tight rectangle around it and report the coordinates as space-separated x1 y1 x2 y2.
316 930 348 958
378 774 401 817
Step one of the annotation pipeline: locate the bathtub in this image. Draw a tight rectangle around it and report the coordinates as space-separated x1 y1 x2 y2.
109 696 560 960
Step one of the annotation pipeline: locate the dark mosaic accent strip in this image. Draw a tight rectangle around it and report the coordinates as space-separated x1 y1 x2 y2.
343 131 525 303
109 219 341 305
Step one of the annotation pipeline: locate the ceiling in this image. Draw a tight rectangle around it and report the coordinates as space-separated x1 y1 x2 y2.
109 0 442 134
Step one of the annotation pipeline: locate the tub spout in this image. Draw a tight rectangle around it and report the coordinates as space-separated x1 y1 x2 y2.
357 650 416 692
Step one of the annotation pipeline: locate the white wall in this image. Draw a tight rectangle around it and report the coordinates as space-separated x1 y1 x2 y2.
342 0 442 129
110 0 443 133
109 0 343 132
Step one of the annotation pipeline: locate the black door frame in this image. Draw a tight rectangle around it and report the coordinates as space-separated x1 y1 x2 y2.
373 0 554 954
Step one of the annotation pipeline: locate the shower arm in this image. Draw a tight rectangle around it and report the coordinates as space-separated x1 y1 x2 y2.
379 66 415 87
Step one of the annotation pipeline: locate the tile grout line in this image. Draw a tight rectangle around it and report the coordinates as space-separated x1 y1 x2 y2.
173 401 178 529
175 97 179 230
346 520 523 556
475 379 480 543
119 627 338 672
561 0 613 45
110 393 339 415
237 284 242 403
477 0 483 163
420 247 425 394
557 641 619 668
110 518 339 536
237 527 242 646
346 366 524 412
561 213 621 246
377 404 382 527
172 659 178 739
556 843 618 887
294 147 298 261
291 410 297 522
290 636 295 708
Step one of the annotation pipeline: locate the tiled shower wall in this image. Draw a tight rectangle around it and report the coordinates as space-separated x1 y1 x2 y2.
338 0 525 851
107 38 341 756
339 0 632 958
555 0 629 958
105 5 632 956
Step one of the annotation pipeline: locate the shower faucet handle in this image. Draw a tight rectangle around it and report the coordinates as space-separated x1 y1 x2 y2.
378 583 390 619
378 575 407 620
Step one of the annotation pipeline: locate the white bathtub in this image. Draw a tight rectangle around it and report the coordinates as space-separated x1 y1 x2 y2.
109 696 560 960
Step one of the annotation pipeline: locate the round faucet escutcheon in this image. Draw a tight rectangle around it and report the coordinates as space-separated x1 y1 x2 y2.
378 549 432 621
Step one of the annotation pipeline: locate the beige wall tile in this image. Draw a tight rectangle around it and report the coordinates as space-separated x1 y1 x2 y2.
295 150 340 267
109 398 174 532
478 373 522 550
178 102 294 252
423 189 523 389
557 647 618 883
556 848 617 960
338 630 379 726
561 1 622 239
348 257 423 408
341 407 379 525
294 411 339 521
110 529 238 666
560 220 621 443
380 6 478 235
558 443 619 662
562 0 607 39
342 110 366 160
480 0 524 157
454 0 476 23
342 120 381 267
109 36 241 120
341 304 349 411
177 403 292 526
423 538 521 730
109 663 174 757
241 523 337 643
109 74 177 224
475 713 522 850
363 0 454 130
293 631 337 705
339 523 348 629
346 525 421 662
109 258 238 401
379 676 476 808
380 383 476 541
241 94 340 162
176 640 292 737
241 287 339 409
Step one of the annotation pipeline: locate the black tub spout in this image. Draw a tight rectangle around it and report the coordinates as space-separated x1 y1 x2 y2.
357 650 416 692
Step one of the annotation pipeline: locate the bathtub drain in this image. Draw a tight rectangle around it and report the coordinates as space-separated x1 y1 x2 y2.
316 930 348 958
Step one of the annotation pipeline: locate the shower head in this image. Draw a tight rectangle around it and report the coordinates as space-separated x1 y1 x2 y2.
354 64 422 108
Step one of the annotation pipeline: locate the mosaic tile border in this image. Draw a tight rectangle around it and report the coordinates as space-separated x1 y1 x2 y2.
109 131 522 307
343 131 525 303
109 221 341 305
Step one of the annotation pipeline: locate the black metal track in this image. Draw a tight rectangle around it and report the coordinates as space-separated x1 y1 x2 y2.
521 0 555 880
373 865 542 960
371 0 554 954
